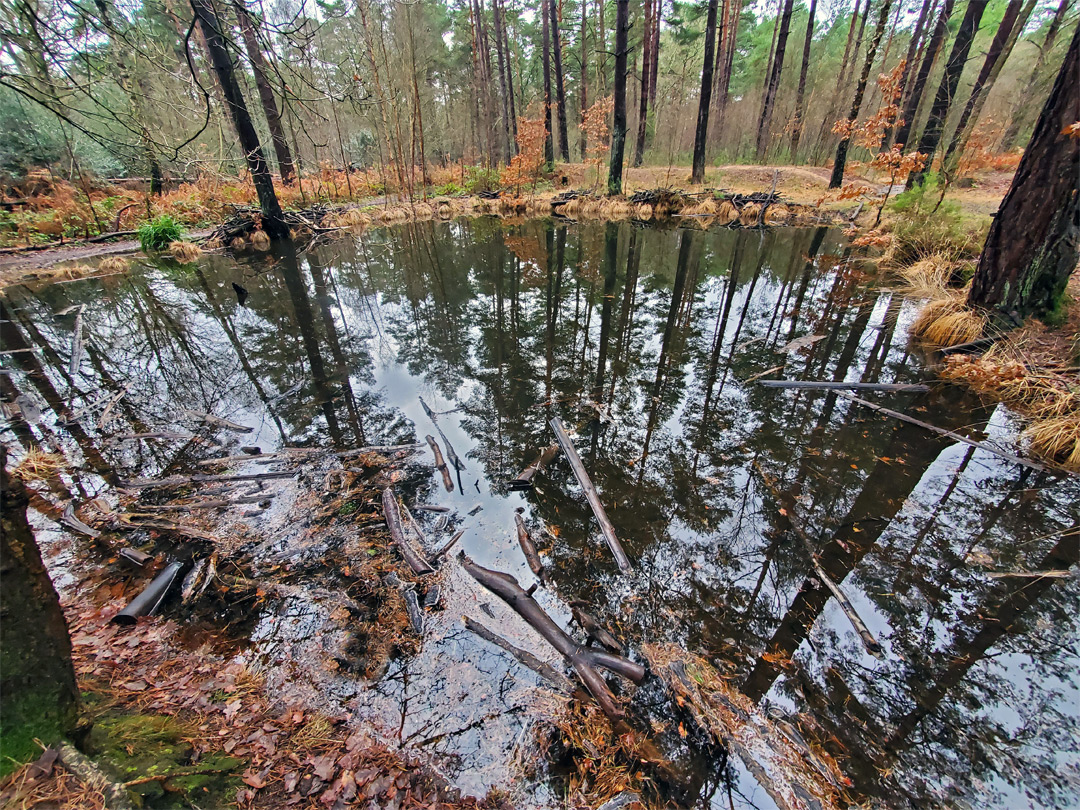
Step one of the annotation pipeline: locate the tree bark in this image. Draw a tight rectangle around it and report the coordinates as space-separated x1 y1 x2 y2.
492 0 515 156
579 0 588 159
607 0 630 194
691 0 720 184
649 0 660 106
190 0 287 239
789 0 817 160
633 0 653 166
550 0 571 161
756 0 796 160
235 2 295 184
892 0 955 149
829 0 894 187
542 0 555 165
0 446 78 774
943 0 1034 172
967 25 1079 321
999 0 1073 151
906 0 989 188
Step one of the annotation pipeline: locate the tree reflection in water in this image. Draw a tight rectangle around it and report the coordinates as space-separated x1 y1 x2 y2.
2 221 1076 808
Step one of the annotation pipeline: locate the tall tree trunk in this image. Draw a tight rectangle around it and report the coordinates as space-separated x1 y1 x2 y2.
691 0 720 183
999 0 1073 151
190 0 287 238
597 0 608 97
829 0 894 187
811 0 862 162
789 0 817 160
0 446 78 774
906 0 989 188
755 0 796 160
550 0 571 161
967 25 1079 320
542 0 555 165
713 0 741 141
892 0 955 149
580 0 588 158
943 0 1035 172
492 0 514 156
474 0 501 163
235 2 295 184
633 0 653 166
649 0 660 105
498 0 518 147
881 0 935 148
607 0 630 194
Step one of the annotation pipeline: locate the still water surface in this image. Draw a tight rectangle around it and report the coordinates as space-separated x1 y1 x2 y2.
2 219 1077 809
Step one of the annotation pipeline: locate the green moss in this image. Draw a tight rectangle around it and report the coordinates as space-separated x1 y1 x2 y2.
337 500 359 516
85 712 242 808
0 687 76 778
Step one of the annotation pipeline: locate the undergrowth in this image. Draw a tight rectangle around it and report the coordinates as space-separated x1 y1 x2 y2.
137 215 183 252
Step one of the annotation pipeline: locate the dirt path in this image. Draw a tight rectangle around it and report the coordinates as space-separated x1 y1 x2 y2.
0 229 213 276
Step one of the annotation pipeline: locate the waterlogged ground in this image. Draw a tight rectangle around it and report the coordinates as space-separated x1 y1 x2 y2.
2 219 1078 809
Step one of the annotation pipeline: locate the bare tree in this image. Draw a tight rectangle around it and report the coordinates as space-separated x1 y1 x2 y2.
608 0 630 194
691 0 720 183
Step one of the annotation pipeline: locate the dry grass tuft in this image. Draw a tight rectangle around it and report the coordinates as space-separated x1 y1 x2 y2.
168 241 203 263
897 254 955 298
14 447 68 482
249 229 271 251
633 203 654 220
1024 414 1080 470
325 207 372 229
98 255 129 273
910 296 986 346
229 236 246 251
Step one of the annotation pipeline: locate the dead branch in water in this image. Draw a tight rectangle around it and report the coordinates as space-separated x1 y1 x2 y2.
68 306 84 375
507 444 559 491
463 616 574 694
568 601 623 653
420 397 466 470
549 417 633 574
753 461 883 658
426 435 454 491
836 391 1062 475
757 380 929 392
459 552 644 721
514 512 548 583
433 529 464 559
381 487 435 575
118 470 294 490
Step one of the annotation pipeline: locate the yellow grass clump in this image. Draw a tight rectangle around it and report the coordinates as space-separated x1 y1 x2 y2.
910 296 986 347
897 254 955 298
229 236 246 251
602 199 633 219
168 241 203 263
14 447 68 483
633 203 654 220
1024 415 1080 470
98 255 130 273
326 208 371 228
250 229 271 251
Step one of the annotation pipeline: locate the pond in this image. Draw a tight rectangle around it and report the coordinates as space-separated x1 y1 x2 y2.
2 219 1077 809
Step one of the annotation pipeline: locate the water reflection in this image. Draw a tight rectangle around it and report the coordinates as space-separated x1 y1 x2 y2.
2 220 1077 808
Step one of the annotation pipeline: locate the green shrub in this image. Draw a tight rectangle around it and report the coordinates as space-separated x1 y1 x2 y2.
434 181 463 196
887 175 988 266
137 215 183 252
463 166 500 194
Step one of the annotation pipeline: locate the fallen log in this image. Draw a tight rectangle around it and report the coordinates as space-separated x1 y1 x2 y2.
426 435 454 491
180 408 253 433
463 616 574 693
129 493 268 512
118 470 294 489
835 391 1061 475
753 462 883 658
459 552 644 720
433 529 464 559
57 743 136 810
514 512 548 583
939 336 997 355
757 380 929 392
507 444 559 491
549 418 633 574
568 600 623 653
69 306 84 375
381 487 435 575
112 560 185 625
336 443 424 458
387 572 424 634
420 397 466 470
